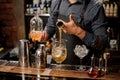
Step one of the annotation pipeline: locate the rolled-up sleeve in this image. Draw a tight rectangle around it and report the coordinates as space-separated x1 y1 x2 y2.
44 14 56 38
44 0 58 38
82 5 108 51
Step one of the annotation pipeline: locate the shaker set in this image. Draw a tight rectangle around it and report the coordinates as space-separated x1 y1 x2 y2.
18 39 47 69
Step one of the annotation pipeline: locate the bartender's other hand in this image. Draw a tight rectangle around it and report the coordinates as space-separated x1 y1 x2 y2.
58 15 85 39
60 15 83 35
29 30 49 42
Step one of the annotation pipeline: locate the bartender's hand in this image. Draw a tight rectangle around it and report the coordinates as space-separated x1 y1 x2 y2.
58 14 86 39
29 30 49 42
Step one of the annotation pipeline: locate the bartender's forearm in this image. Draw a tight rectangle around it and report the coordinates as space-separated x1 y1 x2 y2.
74 27 86 39
75 27 108 50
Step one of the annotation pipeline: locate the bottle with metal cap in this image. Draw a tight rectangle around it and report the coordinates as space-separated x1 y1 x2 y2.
35 44 47 68
29 8 43 41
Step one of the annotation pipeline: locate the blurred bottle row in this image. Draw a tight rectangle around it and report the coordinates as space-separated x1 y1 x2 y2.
103 2 118 17
25 0 118 17
25 0 52 14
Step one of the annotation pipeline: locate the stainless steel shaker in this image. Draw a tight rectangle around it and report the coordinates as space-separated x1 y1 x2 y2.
19 39 30 67
35 44 47 69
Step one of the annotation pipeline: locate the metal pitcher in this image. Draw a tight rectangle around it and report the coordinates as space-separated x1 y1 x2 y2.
19 39 30 67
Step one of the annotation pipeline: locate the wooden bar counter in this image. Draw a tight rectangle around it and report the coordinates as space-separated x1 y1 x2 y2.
0 65 120 80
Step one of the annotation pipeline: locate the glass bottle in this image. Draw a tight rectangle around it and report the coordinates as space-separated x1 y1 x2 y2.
26 4 30 14
29 8 43 42
88 55 99 78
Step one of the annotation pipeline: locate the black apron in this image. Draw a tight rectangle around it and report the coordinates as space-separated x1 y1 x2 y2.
52 0 92 65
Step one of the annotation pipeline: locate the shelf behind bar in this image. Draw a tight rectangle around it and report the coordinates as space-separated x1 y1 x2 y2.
25 13 50 17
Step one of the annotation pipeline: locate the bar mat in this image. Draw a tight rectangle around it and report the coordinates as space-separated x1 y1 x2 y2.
0 60 18 66
47 64 90 71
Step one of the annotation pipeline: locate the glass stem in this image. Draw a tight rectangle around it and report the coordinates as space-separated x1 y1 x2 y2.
57 63 62 69
80 59 82 70
105 59 107 74
80 59 82 65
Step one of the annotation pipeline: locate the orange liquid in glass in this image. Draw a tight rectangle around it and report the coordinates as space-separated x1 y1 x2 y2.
30 31 41 41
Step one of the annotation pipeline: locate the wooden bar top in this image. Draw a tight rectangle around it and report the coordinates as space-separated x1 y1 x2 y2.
0 65 120 80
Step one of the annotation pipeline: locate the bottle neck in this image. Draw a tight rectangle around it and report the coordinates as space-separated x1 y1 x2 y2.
34 10 39 17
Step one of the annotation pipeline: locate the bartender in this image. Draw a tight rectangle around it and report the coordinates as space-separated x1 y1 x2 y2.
30 0 108 65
